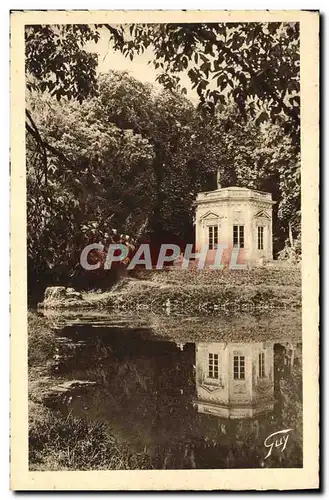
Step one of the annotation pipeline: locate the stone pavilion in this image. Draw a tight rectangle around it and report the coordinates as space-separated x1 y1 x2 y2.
195 186 275 265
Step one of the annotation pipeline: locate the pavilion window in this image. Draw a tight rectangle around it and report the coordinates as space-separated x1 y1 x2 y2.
233 355 245 380
258 226 264 250
208 225 218 250
208 353 219 379
233 225 244 248
259 352 265 378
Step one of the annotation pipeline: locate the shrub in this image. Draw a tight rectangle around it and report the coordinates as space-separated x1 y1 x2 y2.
28 313 56 368
29 401 152 470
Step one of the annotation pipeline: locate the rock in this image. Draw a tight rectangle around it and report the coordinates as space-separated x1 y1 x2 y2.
42 286 83 307
44 286 67 302
41 380 97 405
54 380 97 391
66 288 83 300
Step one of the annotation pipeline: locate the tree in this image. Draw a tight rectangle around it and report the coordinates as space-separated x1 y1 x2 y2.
26 85 156 288
111 22 300 143
25 24 100 102
25 23 300 143
25 23 301 290
213 114 300 254
93 72 225 242
26 70 225 281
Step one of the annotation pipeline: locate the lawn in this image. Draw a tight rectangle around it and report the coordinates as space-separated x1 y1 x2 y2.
40 265 301 313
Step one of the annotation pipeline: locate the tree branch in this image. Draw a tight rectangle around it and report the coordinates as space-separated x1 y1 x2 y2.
25 109 72 170
101 24 124 47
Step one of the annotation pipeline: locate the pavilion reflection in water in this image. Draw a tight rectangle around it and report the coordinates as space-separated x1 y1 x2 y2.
47 319 302 468
193 342 276 419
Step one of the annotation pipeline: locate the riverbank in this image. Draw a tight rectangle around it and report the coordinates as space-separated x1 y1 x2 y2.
39 309 302 342
39 266 301 313
28 313 152 470
29 265 302 470
28 302 302 470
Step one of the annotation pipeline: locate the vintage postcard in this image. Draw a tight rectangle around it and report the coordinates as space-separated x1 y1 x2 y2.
10 10 319 491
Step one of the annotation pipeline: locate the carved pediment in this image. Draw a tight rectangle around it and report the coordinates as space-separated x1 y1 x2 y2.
201 211 219 220
256 380 273 395
254 210 271 220
200 384 222 394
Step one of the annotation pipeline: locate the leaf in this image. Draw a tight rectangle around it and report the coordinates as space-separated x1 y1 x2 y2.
255 111 269 127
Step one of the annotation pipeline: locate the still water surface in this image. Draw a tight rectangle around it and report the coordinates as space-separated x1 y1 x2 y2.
42 313 302 469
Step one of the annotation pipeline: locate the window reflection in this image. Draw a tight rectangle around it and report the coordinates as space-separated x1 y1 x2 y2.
194 342 275 419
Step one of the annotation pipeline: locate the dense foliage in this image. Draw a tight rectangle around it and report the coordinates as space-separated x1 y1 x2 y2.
26 23 300 142
116 23 300 141
25 23 300 293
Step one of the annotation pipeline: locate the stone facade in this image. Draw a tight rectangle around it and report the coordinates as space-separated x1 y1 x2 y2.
195 186 275 265
193 342 275 419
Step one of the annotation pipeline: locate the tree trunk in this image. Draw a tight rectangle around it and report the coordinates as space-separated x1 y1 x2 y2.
288 221 294 248
216 168 221 189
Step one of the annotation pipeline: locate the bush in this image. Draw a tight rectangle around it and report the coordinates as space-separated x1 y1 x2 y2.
28 313 56 368
29 401 152 470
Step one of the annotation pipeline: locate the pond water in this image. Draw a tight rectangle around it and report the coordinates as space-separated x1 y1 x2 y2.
40 313 303 469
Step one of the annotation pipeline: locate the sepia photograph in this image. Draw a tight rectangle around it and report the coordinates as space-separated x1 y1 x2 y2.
10 9 319 491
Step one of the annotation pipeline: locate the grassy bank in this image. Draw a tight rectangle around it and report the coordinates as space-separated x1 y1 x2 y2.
30 265 301 469
29 401 151 470
40 266 301 313
28 314 152 470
